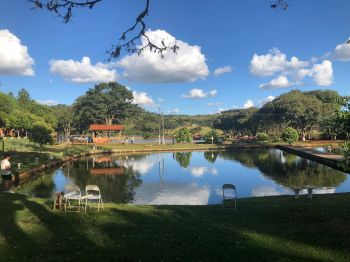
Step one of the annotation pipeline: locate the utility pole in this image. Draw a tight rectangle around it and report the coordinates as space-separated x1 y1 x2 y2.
162 111 165 144
158 107 161 145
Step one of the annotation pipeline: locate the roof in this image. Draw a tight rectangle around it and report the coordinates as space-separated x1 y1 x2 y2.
89 124 124 131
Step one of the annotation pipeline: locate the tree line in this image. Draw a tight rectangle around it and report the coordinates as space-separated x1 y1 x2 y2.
215 89 350 141
1 83 349 146
0 82 216 143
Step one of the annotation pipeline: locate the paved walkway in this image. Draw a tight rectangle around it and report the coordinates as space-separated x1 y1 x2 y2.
276 145 346 171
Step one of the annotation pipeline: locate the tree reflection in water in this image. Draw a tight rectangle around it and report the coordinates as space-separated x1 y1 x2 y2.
14 150 348 203
16 155 143 203
173 152 192 168
204 151 218 163
218 149 347 189
16 174 55 198
68 156 143 203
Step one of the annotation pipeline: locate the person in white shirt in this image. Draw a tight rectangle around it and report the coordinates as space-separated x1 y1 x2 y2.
1 154 13 191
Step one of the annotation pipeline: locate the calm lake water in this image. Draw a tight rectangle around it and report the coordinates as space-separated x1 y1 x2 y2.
15 149 350 205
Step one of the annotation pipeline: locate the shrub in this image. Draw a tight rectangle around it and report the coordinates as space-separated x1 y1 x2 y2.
175 128 192 143
29 123 54 152
256 132 269 142
203 130 220 144
282 127 299 145
340 141 350 159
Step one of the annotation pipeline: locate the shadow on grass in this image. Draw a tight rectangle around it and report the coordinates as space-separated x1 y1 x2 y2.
1 193 350 261
0 193 101 261
102 204 348 262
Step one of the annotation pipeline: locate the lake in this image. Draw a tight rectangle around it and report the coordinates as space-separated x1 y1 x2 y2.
15 149 350 205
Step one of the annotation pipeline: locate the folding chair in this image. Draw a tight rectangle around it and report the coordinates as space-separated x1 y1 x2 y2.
64 184 82 211
222 184 237 210
84 185 104 212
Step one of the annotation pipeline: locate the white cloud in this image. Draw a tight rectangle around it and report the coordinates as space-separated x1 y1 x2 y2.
190 167 207 177
213 65 232 77
243 99 254 109
168 108 180 114
0 29 34 76
333 42 350 61
36 100 59 106
190 166 218 177
295 68 313 80
50 56 117 83
252 186 286 197
251 48 334 88
132 91 154 106
117 29 209 83
208 167 218 175
208 89 217 96
250 48 308 76
207 102 224 107
216 108 226 113
183 88 217 99
259 95 275 105
133 183 210 205
259 75 293 89
312 60 333 86
122 158 156 175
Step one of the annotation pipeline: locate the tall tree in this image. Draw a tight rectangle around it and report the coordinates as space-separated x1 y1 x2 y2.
17 88 31 110
52 104 77 141
258 90 322 138
74 82 138 131
0 92 18 128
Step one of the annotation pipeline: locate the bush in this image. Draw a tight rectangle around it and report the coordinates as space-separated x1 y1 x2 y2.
256 132 269 142
340 141 350 159
29 123 53 152
282 127 299 145
203 130 220 144
175 128 192 143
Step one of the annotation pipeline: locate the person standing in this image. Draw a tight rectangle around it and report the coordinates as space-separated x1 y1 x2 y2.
1 154 13 192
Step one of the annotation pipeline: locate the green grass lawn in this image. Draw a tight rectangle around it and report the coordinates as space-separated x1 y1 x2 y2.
0 193 349 261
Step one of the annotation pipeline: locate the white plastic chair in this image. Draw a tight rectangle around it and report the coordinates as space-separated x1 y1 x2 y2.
222 184 237 210
84 185 103 212
64 184 82 211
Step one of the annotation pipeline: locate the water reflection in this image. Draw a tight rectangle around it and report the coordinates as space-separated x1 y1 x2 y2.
190 167 218 177
217 150 347 189
173 152 192 168
15 149 350 205
204 151 218 163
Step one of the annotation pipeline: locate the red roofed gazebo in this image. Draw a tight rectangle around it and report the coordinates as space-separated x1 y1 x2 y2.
89 124 124 143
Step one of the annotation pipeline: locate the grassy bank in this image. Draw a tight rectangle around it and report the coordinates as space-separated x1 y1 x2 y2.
2 138 273 173
0 193 349 261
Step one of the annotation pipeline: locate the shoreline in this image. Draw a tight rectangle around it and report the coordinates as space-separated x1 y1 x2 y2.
13 142 348 186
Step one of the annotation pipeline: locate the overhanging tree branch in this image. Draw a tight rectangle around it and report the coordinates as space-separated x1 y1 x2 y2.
30 0 289 59
270 0 289 10
29 0 102 23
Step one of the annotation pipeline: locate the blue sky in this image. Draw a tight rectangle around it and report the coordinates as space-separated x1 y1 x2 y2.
0 0 350 115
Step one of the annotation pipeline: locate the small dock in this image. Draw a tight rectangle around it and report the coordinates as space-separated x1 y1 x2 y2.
276 145 347 172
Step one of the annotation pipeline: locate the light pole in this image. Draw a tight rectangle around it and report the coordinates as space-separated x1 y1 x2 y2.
158 107 161 145
162 111 165 144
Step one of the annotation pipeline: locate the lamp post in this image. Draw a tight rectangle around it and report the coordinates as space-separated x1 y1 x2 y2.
158 107 165 145
158 107 161 145
162 111 165 144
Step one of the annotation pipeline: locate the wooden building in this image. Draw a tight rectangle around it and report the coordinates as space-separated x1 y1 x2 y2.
89 124 124 143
